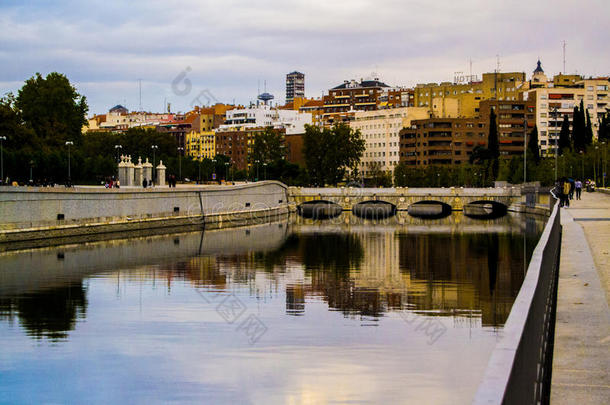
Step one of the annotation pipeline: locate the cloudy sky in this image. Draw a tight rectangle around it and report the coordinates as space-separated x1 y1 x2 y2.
1 0 608 115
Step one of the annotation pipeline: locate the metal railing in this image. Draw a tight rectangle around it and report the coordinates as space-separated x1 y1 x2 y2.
473 199 561 405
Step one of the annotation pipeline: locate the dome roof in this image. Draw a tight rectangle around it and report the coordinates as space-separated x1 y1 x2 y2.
533 60 544 74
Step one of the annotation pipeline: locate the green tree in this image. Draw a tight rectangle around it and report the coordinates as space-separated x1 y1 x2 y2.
527 125 540 164
558 114 571 155
15 72 88 147
251 127 286 165
303 123 365 186
572 101 586 152
585 109 594 146
487 108 500 179
599 113 610 143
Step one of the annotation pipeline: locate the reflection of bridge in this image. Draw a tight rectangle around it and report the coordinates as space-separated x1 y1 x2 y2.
288 186 551 215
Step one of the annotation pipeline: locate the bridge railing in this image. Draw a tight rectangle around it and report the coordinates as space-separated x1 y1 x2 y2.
473 199 561 405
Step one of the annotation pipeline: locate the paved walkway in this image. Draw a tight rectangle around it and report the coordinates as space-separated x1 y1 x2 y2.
551 191 610 404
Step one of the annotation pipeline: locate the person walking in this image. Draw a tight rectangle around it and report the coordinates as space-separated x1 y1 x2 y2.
562 178 571 208
575 179 582 200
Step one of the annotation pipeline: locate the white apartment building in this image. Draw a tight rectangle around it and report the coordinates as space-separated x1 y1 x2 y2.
220 105 312 135
523 78 609 155
350 107 428 177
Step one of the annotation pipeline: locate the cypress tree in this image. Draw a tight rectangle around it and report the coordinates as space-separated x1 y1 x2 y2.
572 102 586 152
488 108 499 179
558 114 571 155
527 124 540 164
599 113 610 143
585 108 594 146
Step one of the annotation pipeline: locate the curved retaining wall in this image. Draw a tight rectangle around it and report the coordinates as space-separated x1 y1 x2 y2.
0 181 289 243
473 201 561 404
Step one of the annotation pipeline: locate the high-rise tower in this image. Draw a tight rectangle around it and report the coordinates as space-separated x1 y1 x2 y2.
285 71 305 103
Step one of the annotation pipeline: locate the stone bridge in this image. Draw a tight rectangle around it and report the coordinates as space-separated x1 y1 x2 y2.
287 186 552 214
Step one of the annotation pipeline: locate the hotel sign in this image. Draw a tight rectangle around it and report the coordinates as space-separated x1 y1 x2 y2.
453 72 479 84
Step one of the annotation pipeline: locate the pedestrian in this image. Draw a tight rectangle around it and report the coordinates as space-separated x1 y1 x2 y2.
115 179 120 189
568 178 575 200
562 178 571 208
575 179 582 200
142 178 147 188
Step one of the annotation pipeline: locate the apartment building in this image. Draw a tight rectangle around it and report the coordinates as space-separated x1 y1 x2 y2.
215 126 287 171
322 78 391 125
413 72 526 118
399 100 534 167
350 107 429 177
286 71 305 103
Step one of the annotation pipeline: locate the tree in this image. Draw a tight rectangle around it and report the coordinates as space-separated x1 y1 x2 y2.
599 113 610 143
572 101 586 152
15 72 88 147
527 125 540 164
488 108 500 179
585 108 594 146
251 127 286 165
303 123 365 186
558 114 572 155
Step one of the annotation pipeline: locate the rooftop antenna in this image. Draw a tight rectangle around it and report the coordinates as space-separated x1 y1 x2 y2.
562 40 566 74
494 54 500 100
138 79 142 112
469 58 473 81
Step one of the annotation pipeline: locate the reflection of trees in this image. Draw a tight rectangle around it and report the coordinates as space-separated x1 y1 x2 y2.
398 233 527 326
0 283 88 341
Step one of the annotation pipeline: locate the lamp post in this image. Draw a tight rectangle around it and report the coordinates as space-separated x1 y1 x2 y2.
0 136 6 184
580 151 584 179
593 145 597 185
29 160 34 184
255 160 260 181
177 146 184 181
212 159 217 181
198 154 202 184
523 118 527 184
114 144 122 163
552 107 558 182
263 162 267 181
151 145 158 182
65 141 74 185
602 142 608 188
224 161 229 182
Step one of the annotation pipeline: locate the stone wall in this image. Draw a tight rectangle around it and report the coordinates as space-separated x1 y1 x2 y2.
0 181 288 242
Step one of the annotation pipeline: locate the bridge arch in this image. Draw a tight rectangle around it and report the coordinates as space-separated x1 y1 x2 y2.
297 200 343 219
407 200 452 219
463 200 508 219
352 200 396 220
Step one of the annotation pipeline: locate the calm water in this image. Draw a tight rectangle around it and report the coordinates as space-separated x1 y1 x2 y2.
0 213 544 404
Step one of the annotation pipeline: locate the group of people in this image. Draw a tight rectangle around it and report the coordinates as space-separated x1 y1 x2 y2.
553 177 583 207
104 177 120 188
168 175 178 188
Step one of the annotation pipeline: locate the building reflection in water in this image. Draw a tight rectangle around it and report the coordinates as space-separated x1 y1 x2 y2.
0 214 545 340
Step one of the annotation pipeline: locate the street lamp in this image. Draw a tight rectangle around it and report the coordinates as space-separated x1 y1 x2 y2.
602 142 608 188
151 145 158 182
198 154 202 184
255 159 260 181
224 161 229 182
29 160 34 184
177 146 184 181
552 107 558 182
523 118 527 184
594 145 599 185
65 141 74 185
0 136 6 184
580 150 584 179
263 162 267 181
114 144 122 163
212 159 217 181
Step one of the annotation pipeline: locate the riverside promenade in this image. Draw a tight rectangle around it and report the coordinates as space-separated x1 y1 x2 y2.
552 190 610 404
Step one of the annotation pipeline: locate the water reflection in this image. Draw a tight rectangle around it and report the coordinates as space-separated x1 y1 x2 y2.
0 282 87 340
0 213 546 404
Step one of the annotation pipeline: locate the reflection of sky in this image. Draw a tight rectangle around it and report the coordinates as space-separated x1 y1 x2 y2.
0 270 499 405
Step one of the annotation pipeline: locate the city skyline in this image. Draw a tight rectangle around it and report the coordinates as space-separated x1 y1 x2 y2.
1 0 609 115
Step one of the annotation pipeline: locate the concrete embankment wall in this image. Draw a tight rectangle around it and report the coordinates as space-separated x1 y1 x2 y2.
0 181 289 243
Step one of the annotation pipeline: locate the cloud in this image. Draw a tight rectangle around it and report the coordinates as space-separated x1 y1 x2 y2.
1 0 608 114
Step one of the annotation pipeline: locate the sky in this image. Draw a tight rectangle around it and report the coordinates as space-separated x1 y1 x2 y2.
1 0 609 115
